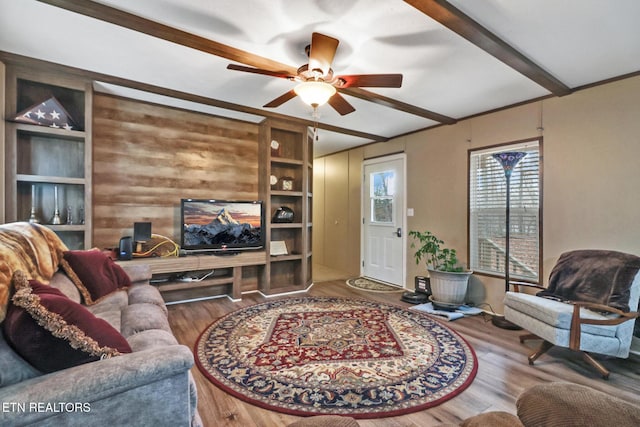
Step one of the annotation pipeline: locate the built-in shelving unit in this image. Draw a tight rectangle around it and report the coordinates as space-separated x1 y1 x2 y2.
259 119 313 294
1 61 313 300
4 67 92 249
118 251 267 304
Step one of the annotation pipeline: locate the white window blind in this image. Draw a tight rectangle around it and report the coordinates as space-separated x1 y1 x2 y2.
469 140 541 281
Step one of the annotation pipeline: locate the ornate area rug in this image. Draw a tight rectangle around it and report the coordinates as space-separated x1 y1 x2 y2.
195 296 477 418
345 277 404 293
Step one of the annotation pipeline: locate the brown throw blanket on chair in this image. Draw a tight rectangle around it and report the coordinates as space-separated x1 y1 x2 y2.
537 249 640 312
0 222 68 322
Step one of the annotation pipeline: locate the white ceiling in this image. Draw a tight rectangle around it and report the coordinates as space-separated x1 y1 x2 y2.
1 0 639 157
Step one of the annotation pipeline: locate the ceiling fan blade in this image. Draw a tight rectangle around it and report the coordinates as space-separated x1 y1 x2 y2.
263 90 298 108
328 93 356 116
227 64 294 79
308 32 339 76
337 74 403 88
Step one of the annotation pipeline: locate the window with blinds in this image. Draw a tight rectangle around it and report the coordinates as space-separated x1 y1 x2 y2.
469 139 541 282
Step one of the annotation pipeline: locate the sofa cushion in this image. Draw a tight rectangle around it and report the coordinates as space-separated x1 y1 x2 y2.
84 290 130 332
61 249 131 305
2 271 132 373
127 329 179 352
0 333 42 387
504 292 619 338
90 309 124 333
127 283 168 315
120 303 172 338
48 271 82 303
87 289 129 315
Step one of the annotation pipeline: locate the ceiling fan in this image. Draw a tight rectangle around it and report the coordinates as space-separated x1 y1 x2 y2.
227 32 403 115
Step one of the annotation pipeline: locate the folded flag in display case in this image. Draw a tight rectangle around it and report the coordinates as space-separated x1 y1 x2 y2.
12 97 78 131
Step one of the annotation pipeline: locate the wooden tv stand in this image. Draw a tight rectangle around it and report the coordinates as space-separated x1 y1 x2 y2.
118 251 267 303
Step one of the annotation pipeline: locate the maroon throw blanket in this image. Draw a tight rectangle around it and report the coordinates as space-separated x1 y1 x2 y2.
537 250 640 312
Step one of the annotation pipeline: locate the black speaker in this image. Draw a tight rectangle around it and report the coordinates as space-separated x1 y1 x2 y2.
133 222 152 243
118 236 133 260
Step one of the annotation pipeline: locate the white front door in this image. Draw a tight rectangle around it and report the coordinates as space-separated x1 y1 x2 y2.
362 154 406 287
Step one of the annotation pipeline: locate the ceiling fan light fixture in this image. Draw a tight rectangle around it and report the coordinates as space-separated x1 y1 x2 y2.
294 81 336 107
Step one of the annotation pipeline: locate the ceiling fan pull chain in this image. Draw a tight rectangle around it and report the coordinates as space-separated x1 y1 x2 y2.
312 108 319 141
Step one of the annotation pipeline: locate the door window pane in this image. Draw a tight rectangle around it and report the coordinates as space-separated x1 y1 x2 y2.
371 171 395 223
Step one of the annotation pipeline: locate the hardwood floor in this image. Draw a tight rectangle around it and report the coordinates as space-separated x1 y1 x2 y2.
168 280 640 427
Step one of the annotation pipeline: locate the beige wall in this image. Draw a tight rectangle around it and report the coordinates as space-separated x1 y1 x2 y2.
314 75 640 312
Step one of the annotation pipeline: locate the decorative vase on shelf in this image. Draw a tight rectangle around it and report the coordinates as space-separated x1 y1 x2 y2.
50 185 62 225
28 184 40 224
66 206 73 225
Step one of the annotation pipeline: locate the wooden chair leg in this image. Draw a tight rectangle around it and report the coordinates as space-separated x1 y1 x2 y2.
528 340 554 365
519 333 540 344
581 352 610 379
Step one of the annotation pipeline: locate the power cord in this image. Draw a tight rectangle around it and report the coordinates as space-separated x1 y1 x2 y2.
177 270 215 282
133 233 180 258
470 302 501 323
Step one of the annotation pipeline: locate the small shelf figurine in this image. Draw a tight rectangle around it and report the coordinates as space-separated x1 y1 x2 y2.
270 139 281 157
278 176 294 191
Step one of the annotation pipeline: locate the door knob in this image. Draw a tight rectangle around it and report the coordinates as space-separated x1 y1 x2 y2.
395 227 402 237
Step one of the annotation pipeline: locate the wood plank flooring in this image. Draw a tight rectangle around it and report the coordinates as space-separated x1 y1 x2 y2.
167 280 640 427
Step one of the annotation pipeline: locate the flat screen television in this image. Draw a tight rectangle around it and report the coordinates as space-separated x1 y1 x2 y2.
181 199 264 254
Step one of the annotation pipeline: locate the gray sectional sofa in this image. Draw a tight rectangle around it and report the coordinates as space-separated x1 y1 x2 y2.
0 223 201 427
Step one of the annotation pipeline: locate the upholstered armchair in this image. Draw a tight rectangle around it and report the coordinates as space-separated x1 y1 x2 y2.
504 250 640 379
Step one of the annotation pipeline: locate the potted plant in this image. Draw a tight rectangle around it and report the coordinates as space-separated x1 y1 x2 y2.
409 230 472 306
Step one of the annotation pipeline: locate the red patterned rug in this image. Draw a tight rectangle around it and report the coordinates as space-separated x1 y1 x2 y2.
195 296 477 418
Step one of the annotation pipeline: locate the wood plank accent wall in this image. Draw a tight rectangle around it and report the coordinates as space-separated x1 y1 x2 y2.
92 93 260 248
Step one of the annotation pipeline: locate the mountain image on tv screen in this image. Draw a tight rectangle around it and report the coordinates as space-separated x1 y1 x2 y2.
182 201 262 249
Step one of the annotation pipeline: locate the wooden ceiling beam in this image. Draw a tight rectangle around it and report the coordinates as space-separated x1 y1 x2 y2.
37 0 298 75
0 51 388 142
341 87 457 124
37 0 455 123
405 0 572 96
